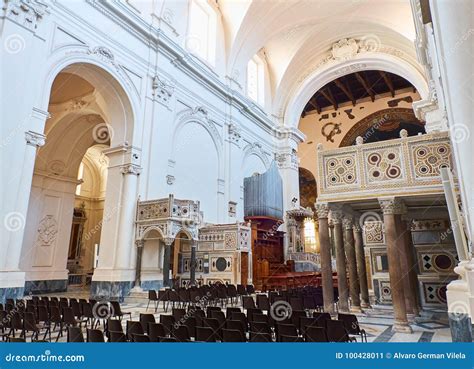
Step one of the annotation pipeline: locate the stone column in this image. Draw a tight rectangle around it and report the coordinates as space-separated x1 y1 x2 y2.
133 239 145 290
331 209 349 312
343 216 361 312
316 203 334 314
190 241 197 285
353 223 370 308
162 238 174 288
400 215 421 316
379 198 412 333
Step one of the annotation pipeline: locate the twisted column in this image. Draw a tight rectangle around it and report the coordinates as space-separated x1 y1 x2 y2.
331 209 349 312
316 203 334 313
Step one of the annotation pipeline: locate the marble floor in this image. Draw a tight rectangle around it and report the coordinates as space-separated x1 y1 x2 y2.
25 289 452 343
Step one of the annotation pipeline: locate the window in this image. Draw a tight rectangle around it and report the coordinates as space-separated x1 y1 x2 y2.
304 218 318 253
247 55 265 105
187 0 217 65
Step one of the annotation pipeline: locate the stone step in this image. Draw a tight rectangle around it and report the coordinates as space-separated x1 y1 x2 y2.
124 289 149 304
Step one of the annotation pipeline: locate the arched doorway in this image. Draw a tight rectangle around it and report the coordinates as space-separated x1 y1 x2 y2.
20 63 136 295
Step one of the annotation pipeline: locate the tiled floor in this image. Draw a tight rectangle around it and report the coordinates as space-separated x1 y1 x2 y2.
16 290 451 343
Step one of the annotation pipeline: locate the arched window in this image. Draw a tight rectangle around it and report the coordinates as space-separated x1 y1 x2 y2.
247 55 265 105
187 0 217 65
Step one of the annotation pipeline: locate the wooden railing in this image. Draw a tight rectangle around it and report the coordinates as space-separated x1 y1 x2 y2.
316 131 453 202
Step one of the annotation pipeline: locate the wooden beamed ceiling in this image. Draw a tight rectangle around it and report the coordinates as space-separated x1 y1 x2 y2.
302 70 415 116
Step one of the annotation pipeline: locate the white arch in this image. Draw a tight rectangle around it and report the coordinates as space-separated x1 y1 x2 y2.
38 46 139 146
242 143 270 170
283 53 429 128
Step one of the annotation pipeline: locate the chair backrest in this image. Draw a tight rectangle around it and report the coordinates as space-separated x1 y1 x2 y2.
62 307 77 326
139 313 156 333
132 333 151 342
246 308 263 322
23 312 38 332
276 323 298 341
222 328 245 342
338 313 360 334
225 307 241 320
249 332 272 342
206 306 221 317
325 320 350 342
250 321 272 335
9 337 26 342
67 327 84 342
148 290 158 300
280 334 304 342
210 310 226 326
313 312 331 327
148 323 166 341
256 295 270 311
226 320 245 335
11 313 23 330
109 331 127 342
246 285 255 294
236 284 247 295
252 314 269 324
107 319 123 334
126 321 144 341
172 308 186 322
290 297 304 311
183 316 196 338
87 329 105 342
231 312 248 330
291 310 307 328
159 315 175 335
242 296 256 310
110 301 123 316
171 325 190 342
195 326 216 342
304 326 328 342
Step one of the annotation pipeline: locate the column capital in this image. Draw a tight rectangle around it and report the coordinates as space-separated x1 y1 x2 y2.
25 131 46 147
163 237 174 246
135 239 145 247
378 197 405 215
342 216 353 230
120 163 142 175
315 203 330 219
330 209 344 224
353 222 362 232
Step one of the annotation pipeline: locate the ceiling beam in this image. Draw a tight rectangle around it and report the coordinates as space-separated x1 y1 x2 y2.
355 72 375 102
320 86 338 110
309 99 321 114
334 79 356 106
380 71 395 97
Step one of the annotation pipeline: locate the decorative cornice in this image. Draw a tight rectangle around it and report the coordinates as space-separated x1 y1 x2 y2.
25 130 46 147
4 0 49 31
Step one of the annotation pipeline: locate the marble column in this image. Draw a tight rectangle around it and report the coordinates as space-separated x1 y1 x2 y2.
190 241 197 285
316 203 334 314
133 239 145 290
400 215 421 316
162 238 174 288
343 216 361 312
379 198 412 333
353 223 370 308
331 209 349 312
